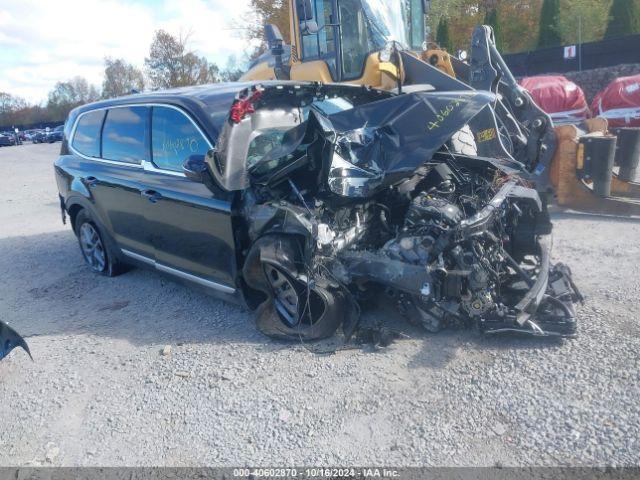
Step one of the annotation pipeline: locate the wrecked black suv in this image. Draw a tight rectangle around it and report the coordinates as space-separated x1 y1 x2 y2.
55 81 579 341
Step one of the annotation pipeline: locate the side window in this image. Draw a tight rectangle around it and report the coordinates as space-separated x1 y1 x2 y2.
300 0 337 76
72 110 105 158
151 106 210 172
339 0 373 79
102 106 149 164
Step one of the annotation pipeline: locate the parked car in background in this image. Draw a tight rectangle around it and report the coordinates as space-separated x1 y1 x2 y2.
23 130 39 142
47 125 64 143
0 132 17 147
31 130 47 143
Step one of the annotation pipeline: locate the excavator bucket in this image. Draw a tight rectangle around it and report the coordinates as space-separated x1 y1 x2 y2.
550 119 640 216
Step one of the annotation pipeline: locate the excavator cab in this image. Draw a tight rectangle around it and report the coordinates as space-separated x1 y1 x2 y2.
242 0 429 89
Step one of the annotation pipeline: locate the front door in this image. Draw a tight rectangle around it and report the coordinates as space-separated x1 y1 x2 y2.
142 105 237 292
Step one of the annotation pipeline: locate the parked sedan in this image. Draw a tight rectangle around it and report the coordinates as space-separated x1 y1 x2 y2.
47 125 64 143
31 130 47 143
54 81 579 341
23 130 39 142
0 132 16 147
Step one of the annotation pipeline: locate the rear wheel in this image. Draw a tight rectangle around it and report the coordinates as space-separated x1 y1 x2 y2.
74 210 128 277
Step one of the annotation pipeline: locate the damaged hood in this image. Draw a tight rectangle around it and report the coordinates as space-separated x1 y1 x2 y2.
320 90 496 196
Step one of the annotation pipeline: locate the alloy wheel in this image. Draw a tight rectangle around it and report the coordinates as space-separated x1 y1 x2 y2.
79 223 106 272
264 265 300 327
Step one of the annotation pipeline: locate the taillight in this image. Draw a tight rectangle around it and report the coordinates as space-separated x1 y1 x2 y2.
230 88 263 124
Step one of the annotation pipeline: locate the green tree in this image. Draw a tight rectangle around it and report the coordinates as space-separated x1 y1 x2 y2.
605 0 639 37
427 1 542 53
46 77 100 122
102 58 145 99
538 0 562 47
436 17 453 51
484 8 504 51
558 0 612 45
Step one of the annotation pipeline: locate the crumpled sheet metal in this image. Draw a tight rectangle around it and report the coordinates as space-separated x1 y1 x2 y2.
323 90 496 180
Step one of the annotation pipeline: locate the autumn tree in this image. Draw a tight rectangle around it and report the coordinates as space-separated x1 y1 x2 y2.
46 77 100 122
102 58 146 99
145 30 220 89
244 0 290 51
0 92 27 116
0 92 28 127
605 0 639 37
537 0 561 47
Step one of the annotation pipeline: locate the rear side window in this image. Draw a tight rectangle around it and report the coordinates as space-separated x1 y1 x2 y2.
72 110 105 158
102 106 149 164
151 106 210 172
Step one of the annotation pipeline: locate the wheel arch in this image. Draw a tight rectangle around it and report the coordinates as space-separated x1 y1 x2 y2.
240 232 308 311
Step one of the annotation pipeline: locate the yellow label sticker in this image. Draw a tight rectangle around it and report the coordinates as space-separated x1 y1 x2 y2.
476 128 497 142
577 143 584 170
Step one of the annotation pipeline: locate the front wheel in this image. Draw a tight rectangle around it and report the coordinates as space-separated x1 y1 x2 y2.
243 235 353 341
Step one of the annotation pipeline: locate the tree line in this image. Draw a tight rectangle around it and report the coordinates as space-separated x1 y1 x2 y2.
233 0 640 56
0 30 246 130
4 0 639 129
434 0 640 54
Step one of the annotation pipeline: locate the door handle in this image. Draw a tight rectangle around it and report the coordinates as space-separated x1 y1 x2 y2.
85 176 98 187
141 189 162 203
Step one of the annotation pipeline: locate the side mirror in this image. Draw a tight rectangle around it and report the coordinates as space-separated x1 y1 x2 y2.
296 0 313 21
183 154 207 182
265 24 284 50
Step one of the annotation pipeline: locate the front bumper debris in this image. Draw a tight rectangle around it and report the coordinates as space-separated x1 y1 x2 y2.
0 321 32 361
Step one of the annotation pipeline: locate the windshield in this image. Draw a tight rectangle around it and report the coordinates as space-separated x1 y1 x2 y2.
359 0 425 50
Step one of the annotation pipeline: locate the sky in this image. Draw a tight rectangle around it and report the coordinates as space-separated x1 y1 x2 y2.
0 0 255 104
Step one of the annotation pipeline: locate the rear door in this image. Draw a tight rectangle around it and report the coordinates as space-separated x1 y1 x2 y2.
71 106 155 259
142 105 237 292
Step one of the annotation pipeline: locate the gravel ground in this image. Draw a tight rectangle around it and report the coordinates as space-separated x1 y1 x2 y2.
0 143 639 467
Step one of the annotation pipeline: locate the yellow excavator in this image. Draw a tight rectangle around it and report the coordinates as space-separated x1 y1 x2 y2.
242 0 457 87
241 0 640 215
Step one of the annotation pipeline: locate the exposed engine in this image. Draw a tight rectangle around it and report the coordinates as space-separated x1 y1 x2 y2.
283 159 579 338
232 83 580 340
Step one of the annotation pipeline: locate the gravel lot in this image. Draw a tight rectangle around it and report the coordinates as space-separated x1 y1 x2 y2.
0 142 639 467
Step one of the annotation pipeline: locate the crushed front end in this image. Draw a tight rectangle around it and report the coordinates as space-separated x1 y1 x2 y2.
215 83 581 340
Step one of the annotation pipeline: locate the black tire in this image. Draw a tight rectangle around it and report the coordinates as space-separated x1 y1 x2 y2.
242 235 353 341
74 209 128 277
